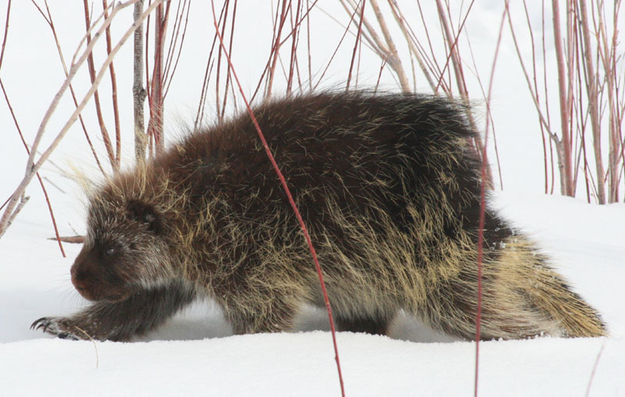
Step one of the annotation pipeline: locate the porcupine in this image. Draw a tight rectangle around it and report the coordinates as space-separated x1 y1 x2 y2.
32 92 606 341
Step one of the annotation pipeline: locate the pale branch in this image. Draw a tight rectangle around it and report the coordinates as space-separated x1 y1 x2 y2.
134 0 147 161
368 0 410 93
0 0 163 238
579 0 606 203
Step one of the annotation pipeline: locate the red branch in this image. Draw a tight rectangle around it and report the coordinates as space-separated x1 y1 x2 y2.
585 342 605 397
346 0 366 91
0 0 10 71
102 0 122 170
31 0 107 176
1 1 65 256
82 0 117 172
250 0 319 103
209 2 345 395
148 2 166 155
474 1 508 388
474 140 487 397
0 80 66 257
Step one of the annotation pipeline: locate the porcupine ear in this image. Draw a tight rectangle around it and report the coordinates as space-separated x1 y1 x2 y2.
126 199 162 233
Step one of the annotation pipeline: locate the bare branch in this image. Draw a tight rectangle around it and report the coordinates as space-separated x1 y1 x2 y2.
579 0 606 203
82 0 117 172
134 0 147 162
102 0 123 170
368 0 410 92
551 0 574 196
0 0 163 239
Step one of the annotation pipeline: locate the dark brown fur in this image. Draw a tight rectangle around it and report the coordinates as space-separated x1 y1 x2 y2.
32 92 606 341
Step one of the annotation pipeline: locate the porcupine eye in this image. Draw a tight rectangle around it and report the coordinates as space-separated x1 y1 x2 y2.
126 199 162 233
101 241 124 257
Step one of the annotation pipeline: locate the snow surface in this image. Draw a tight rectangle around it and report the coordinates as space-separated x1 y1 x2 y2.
1 2 625 396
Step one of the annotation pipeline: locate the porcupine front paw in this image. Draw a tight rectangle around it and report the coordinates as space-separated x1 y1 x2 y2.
31 317 82 340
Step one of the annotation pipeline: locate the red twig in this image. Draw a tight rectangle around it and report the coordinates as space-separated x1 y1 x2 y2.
220 0 237 119
144 5 151 101
581 125 592 203
473 99 491 397
209 2 345 395
2 1 65 256
31 0 107 176
82 0 117 172
474 138 487 397
585 342 606 397
250 0 319 103
278 1 319 49
102 0 122 170
414 1 448 93
194 1 226 129
0 0 10 71
374 58 386 93
474 1 508 392
305 0 313 91
463 10 504 189
285 0 302 94
0 79 66 257
162 0 191 97
521 0 549 193
1 0 154 240
579 0 606 203
313 3 359 91
147 1 166 155
214 0 230 121
266 0 290 99
541 0 556 195
433 0 474 95
346 0 366 91
434 0 493 186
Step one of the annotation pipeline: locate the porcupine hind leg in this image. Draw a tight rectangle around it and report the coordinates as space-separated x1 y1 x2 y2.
314 279 397 335
334 314 394 335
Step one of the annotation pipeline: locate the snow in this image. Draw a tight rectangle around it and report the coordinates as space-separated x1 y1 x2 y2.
2 333 623 397
2 2 625 396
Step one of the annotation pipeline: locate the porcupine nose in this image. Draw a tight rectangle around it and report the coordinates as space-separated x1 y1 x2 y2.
70 264 87 293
